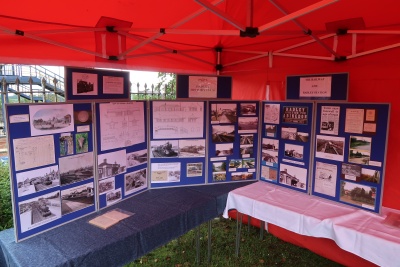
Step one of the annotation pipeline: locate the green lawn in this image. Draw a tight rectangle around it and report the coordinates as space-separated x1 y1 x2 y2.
126 217 343 267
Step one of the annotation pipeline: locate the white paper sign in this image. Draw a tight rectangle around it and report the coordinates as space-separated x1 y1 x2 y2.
299 76 332 97
188 76 217 98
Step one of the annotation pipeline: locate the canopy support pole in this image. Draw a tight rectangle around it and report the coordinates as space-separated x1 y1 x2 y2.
347 43 400 59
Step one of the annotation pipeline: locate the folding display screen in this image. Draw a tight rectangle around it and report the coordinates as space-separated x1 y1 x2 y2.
311 102 390 213
207 101 259 184
6 102 96 241
260 101 314 193
95 101 148 209
149 100 207 188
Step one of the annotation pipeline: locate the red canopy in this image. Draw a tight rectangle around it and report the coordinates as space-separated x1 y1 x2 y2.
1 0 400 209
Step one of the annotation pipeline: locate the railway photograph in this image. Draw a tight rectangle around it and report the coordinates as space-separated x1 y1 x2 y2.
59 152 94 185
16 165 60 197
240 103 257 116
187 163 202 177
284 144 304 160
210 103 237 123
262 138 279 151
126 149 148 167
315 135 345 161
61 183 94 215
212 125 235 143
125 168 147 195
238 117 258 133
265 124 277 137
242 158 255 168
262 150 278 164
150 140 179 158
98 177 115 194
215 143 234 157
19 191 61 233
179 139 206 157
240 134 254 145
240 145 253 157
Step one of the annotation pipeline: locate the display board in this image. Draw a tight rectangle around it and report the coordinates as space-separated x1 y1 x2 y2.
95 101 148 209
260 101 314 193
286 73 348 100
149 100 207 188
207 101 259 183
6 102 96 241
176 74 232 99
65 67 130 101
311 102 390 213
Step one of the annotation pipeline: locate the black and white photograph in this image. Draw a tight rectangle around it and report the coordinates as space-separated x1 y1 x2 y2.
59 152 94 185
340 181 376 210
150 140 179 158
98 149 127 179
229 159 242 168
261 150 278 166
72 72 98 95
212 162 226 172
59 133 73 156
106 188 122 206
126 149 148 168
212 125 235 143
16 165 60 197
98 177 115 194
61 183 94 215
242 158 255 168
264 103 280 124
262 138 279 151
296 132 309 142
240 103 257 116
282 106 308 124
125 168 147 195
19 191 61 233
361 168 380 184
279 163 307 190
240 134 254 145
186 163 203 177
265 124 277 137
238 117 258 133
281 127 297 140
261 165 277 182
315 135 345 162
215 143 234 157
314 161 337 197
240 145 254 157
179 139 206 157
231 172 253 181
284 144 304 160
212 172 226 182
211 103 237 123
341 163 361 181
29 104 74 136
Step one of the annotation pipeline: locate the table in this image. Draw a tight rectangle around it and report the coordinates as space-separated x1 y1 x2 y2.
0 181 254 267
223 181 400 267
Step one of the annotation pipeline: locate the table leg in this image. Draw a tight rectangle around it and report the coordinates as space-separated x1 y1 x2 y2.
196 225 200 264
260 221 265 240
248 215 251 232
207 220 212 264
235 212 242 257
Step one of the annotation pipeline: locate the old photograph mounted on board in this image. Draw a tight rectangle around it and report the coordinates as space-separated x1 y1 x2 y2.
281 127 297 140
212 162 226 172
361 168 380 184
231 172 253 181
240 103 257 116
240 134 254 145
179 139 206 157
19 191 61 233
212 125 235 143
215 143 234 157
211 103 237 124
341 163 361 181
238 117 258 133
61 182 94 215
186 162 203 177
150 140 179 158
98 150 127 180
126 149 148 168
262 138 279 151
242 158 255 168
106 188 122 206
315 135 344 161
72 72 98 95
16 165 60 197
264 103 280 124
29 104 74 136
125 168 147 196
59 152 94 185
284 144 304 160
340 180 376 210
348 136 371 165
265 124 277 137
279 163 307 190
75 132 88 154
261 150 278 166
98 177 115 195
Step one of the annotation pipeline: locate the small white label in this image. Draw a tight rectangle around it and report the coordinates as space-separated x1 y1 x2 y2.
369 161 382 167
229 168 236 172
10 114 29 123
248 168 256 173
77 125 90 132
344 174 356 181
210 157 226 162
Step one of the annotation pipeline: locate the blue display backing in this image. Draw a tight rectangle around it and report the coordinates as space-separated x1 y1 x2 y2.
312 102 390 214
286 73 348 100
6 103 96 241
176 74 232 99
95 101 148 209
65 67 130 101
207 101 259 184
260 101 314 194
149 101 207 188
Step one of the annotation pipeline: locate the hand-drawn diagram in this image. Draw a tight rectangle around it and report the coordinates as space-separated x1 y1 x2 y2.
13 135 55 171
100 102 145 151
152 101 204 139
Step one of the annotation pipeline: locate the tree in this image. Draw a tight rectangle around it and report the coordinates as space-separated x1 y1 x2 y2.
156 73 176 99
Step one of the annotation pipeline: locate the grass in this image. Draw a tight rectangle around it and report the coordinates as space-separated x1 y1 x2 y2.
126 217 343 267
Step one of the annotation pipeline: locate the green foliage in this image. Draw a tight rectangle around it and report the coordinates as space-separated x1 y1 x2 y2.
0 163 13 230
156 73 176 99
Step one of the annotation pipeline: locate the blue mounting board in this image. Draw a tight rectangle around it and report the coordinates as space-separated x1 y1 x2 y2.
207 101 259 184
176 74 232 99
286 73 348 100
65 67 130 101
149 101 207 188
6 102 96 241
311 102 390 214
260 101 314 194
95 101 148 209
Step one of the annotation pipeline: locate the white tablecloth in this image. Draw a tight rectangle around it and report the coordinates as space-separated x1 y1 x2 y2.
223 181 400 267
